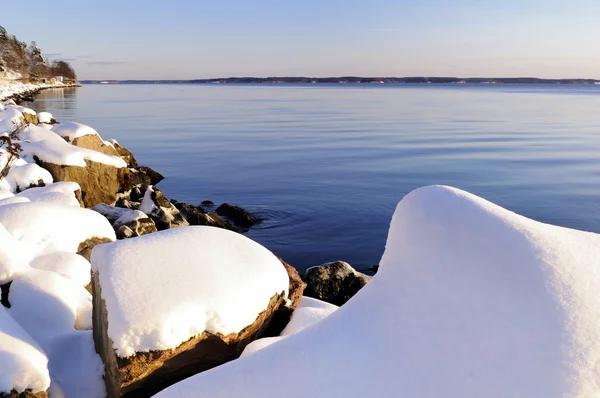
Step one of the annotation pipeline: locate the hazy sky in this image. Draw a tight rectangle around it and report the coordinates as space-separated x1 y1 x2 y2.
3 0 599 79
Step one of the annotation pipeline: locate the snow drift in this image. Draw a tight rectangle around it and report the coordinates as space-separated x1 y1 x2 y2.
155 185 600 398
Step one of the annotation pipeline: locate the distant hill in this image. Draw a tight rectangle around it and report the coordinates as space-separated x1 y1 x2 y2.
81 77 600 85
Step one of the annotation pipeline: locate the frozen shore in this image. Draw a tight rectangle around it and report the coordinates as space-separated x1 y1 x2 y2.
0 90 599 397
0 80 80 102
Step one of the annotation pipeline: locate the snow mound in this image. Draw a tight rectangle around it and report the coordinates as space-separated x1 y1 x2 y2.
241 297 338 357
52 121 98 141
0 202 115 257
91 226 290 357
8 269 105 397
0 222 32 283
18 124 126 168
0 305 50 395
30 252 91 286
36 112 53 124
16 182 82 207
3 160 53 193
155 186 600 398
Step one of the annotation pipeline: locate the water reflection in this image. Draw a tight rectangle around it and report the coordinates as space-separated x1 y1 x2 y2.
26 87 78 119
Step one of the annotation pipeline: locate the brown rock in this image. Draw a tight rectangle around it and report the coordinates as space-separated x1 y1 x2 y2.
137 166 164 185
0 390 47 398
116 218 158 240
71 134 120 157
174 202 240 232
34 157 131 208
92 272 288 397
112 142 138 168
21 112 39 125
77 237 113 263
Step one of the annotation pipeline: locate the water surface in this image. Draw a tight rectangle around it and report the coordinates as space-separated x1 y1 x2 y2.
30 84 600 271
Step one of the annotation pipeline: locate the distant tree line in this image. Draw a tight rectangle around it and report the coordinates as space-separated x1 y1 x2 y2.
0 25 76 82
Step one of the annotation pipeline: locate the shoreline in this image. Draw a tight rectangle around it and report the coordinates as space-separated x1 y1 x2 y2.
0 81 81 103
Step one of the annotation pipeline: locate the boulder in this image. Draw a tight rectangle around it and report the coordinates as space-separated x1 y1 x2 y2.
91 227 298 397
0 389 47 397
174 201 239 232
71 134 120 157
303 261 372 306
139 186 188 230
21 112 39 125
112 142 138 168
116 218 158 239
34 158 131 208
77 237 113 263
215 203 263 228
129 168 151 187
137 166 164 185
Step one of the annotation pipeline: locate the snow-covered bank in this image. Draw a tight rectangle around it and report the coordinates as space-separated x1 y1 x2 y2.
156 185 600 398
0 80 79 102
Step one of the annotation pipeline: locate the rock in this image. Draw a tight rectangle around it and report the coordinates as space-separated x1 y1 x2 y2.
201 200 215 207
77 237 113 263
116 199 140 211
71 134 120 157
34 157 132 208
303 261 372 306
215 203 263 228
129 168 151 186
128 186 145 202
21 112 39 125
116 218 157 239
175 201 239 232
137 166 164 185
91 203 147 225
1 281 10 308
139 186 188 230
112 142 138 168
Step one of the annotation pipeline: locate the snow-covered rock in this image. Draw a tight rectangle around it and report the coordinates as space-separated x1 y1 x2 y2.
30 252 92 286
0 305 50 396
16 182 82 207
0 222 31 284
0 202 115 258
3 160 53 193
303 260 371 305
51 122 98 142
52 122 118 156
155 186 600 398
91 226 295 396
139 185 188 230
36 112 54 124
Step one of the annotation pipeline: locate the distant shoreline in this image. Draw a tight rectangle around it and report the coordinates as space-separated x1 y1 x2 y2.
80 77 600 85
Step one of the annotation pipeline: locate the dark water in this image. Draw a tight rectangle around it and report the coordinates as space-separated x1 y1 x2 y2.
29 84 600 271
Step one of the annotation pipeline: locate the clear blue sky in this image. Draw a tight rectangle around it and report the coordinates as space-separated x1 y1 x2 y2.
2 0 599 79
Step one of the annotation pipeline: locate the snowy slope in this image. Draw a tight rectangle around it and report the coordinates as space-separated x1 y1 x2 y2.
155 185 600 398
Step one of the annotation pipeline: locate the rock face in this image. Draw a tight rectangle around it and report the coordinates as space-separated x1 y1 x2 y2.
173 201 239 232
34 158 131 208
71 134 120 157
77 237 114 263
303 261 372 306
215 203 263 228
21 112 39 125
139 186 188 230
137 166 163 185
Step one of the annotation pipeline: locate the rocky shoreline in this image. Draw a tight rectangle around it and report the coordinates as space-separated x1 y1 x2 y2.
0 81 80 103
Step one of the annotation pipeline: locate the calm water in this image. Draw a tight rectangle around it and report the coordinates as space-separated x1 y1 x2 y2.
29 84 600 272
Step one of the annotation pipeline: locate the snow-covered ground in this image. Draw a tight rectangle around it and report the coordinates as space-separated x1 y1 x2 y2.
156 185 600 398
0 80 71 101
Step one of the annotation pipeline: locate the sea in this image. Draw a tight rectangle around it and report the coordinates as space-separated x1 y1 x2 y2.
28 83 600 272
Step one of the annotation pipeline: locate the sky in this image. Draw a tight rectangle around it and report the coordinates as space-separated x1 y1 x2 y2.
2 0 600 80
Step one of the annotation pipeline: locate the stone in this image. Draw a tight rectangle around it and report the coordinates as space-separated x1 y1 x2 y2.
34 157 132 208
1 281 10 308
201 200 215 207
174 202 239 232
139 187 188 230
129 168 151 187
71 134 120 157
303 261 372 306
21 112 39 125
112 142 138 168
215 203 263 228
92 264 302 397
116 218 157 239
137 166 164 185
77 237 114 263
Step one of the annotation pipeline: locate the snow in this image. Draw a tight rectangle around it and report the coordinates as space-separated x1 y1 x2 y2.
241 297 338 357
8 269 105 398
18 124 127 168
139 185 156 214
92 203 147 226
155 186 600 398
16 182 82 207
0 305 50 395
37 112 53 124
3 161 53 193
52 121 99 141
0 222 31 283
0 81 66 101
10 105 35 116
30 252 91 286
0 202 115 257
91 226 290 357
